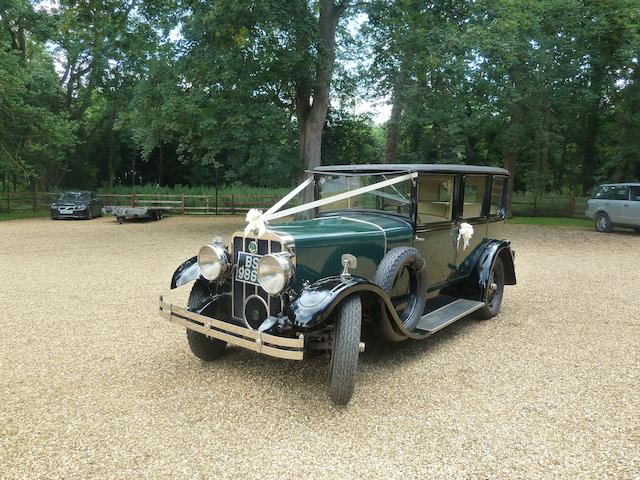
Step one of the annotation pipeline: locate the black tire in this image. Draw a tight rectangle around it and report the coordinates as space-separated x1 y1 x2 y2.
117 216 124 224
476 257 505 320
595 212 613 233
186 281 227 361
328 295 362 406
374 247 428 331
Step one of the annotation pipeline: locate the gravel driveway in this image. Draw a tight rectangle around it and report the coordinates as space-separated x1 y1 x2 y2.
1 216 638 479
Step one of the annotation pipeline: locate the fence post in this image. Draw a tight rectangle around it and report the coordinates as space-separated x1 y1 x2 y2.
132 193 136 207
206 196 209 214
181 194 185 215
533 196 538 217
6 192 10 213
569 196 576 217
231 195 235 215
32 190 37 212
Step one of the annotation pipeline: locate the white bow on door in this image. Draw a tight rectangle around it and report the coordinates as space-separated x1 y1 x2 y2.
457 222 474 251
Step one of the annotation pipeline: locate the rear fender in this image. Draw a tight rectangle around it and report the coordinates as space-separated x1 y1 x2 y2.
171 256 201 289
478 241 516 288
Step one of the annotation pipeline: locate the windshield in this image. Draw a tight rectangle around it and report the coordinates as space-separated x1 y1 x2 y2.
315 174 412 218
58 192 89 202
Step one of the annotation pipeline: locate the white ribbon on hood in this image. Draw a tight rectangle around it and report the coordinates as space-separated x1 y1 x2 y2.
457 222 474 251
243 172 418 235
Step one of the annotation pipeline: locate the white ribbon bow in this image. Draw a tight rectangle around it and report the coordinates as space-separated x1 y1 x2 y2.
244 208 267 237
457 222 474 251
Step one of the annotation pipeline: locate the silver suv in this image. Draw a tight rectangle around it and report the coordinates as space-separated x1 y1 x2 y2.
586 183 640 233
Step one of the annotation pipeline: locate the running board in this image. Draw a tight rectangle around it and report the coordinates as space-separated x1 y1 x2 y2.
415 299 485 334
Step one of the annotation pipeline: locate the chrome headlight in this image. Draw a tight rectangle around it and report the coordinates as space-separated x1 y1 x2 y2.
257 253 293 295
197 244 230 281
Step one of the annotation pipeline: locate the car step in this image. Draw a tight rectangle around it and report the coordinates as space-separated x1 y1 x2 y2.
415 299 485 334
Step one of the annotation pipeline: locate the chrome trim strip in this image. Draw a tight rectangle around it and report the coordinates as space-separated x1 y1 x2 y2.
340 216 388 252
159 297 304 360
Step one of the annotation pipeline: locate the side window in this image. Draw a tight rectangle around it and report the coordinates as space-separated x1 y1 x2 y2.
593 186 610 199
490 176 507 215
463 176 487 219
630 186 640 201
611 186 630 201
417 175 454 224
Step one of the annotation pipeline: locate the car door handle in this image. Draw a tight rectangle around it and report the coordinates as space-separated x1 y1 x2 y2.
604 203 610 206
623 204 629 207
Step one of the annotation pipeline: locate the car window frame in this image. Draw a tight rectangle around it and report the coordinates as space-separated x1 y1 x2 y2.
488 175 508 218
415 173 458 231
629 186 640 201
461 174 490 222
611 185 631 201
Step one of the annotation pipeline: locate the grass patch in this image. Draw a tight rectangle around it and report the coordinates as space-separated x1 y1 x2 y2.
508 216 592 228
0 211 49 222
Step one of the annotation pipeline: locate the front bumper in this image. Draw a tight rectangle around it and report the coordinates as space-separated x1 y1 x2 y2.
158 297 304 360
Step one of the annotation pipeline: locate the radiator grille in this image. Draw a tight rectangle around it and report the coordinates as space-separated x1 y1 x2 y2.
232 235 283 325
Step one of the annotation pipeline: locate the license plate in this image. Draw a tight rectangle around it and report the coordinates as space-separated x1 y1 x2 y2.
236 252 262 285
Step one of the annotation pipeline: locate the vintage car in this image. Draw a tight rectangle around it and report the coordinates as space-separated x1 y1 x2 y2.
51 191 103 220
159 164 516 405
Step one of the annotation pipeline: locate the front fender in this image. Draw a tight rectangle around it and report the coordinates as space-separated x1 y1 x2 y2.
170 256 201 289
288 276 423 341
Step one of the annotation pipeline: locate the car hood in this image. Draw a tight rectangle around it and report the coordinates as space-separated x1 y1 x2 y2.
270 212 413 288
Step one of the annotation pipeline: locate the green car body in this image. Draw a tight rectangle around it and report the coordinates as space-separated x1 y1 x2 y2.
159 164 517 404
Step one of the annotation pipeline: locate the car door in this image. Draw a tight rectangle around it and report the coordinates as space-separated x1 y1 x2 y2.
415 174 458 293
452 174 489 270
608 185 630 223
623 186 640 226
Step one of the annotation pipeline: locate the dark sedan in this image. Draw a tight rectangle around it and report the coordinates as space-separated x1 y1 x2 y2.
51 191 103 220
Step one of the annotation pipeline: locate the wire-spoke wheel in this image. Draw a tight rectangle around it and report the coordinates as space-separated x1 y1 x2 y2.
476 257 505 320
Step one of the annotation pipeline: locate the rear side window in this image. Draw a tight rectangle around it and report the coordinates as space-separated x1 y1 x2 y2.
630 186 640 201
490 177 507 215
463 176 487 219
611 186 630 200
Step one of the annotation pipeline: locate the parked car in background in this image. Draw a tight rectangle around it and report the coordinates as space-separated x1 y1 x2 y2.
51 191 103 220
159 164 517 405
586 183 640 233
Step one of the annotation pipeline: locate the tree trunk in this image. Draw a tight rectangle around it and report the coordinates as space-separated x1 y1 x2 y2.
158 143 163 185
107 113 117 188
581 110 598 195
294 0 347 202
384 80 403 164
503 110 521 212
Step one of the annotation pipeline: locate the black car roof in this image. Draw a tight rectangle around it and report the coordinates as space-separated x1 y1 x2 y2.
313 164 510 176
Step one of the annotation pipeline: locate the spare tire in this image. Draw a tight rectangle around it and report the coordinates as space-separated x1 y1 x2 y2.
374 247 428 331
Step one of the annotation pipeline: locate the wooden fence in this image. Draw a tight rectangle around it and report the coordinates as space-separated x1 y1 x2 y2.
0 192 280 215
0 191 588 218
511 195 587 218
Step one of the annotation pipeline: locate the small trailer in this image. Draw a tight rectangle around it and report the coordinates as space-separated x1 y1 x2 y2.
104 206 170 224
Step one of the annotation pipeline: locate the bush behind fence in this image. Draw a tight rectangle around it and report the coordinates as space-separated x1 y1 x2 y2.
0 191 588 218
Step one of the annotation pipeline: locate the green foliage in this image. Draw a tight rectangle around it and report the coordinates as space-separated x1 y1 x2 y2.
1 0 639 197
322 110 384 164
